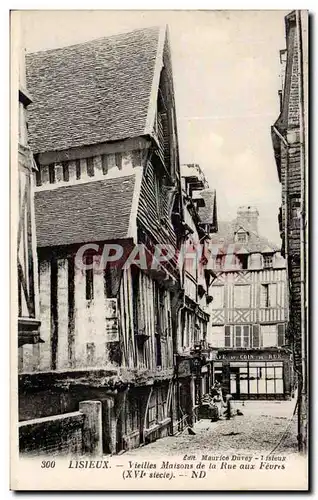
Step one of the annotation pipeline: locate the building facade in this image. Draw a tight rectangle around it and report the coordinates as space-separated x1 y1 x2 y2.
19 27 186 453
174 164 217 429
17 47 42 350
18 27 220 454
208 206 292 400
271 11 308 450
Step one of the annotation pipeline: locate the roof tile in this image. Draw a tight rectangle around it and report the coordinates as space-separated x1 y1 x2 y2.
26 27 161 153
35 175 136 247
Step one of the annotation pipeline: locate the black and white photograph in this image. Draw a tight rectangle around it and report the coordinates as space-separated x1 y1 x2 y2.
11 9 308 490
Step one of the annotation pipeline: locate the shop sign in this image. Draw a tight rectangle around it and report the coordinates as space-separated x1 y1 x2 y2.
216 350 288 362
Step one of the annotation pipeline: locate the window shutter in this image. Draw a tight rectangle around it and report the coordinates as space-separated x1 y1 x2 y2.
252 325 260 348
260 284 268 308
269 283 277 307
225 326 231 347
277 324 285 346
243 325 250 347
212 286 224 309
235 325 242 347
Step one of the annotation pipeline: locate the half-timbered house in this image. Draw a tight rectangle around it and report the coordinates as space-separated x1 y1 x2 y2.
17 47 42 354
271 10 308 449
208 206 292 400
19 26 186 453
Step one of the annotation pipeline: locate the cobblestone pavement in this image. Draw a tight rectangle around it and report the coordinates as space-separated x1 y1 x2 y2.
125 399 299 457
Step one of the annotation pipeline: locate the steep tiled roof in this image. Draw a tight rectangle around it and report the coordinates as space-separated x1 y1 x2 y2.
35 175 136 247
26 27 162 154
210 220 280 254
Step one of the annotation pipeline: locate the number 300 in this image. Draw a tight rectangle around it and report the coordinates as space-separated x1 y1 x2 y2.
41 460 55 468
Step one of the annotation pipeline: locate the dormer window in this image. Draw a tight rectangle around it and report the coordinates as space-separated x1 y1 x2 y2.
236 230 248 243
263 254 273 269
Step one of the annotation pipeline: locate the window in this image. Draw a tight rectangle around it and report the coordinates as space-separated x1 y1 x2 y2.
265 362 284 394
115 152 122 170
62 162 69 182
224 325 252 348
260 283 277 308
249 361 284 395
236 230 247 243
234 285 250 308
261 324 277 347
237 254 248 269
263 254 273 269
235 325 251 348
211 286 224 309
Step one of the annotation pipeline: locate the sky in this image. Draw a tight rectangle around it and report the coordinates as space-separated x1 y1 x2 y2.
19 10 290 244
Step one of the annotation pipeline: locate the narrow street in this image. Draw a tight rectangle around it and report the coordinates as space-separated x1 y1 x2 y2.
125 400 299 457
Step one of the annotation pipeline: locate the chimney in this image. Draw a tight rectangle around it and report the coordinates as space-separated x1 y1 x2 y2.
236 206 259 235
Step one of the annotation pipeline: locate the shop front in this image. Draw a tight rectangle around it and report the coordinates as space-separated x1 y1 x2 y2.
214 349 293 400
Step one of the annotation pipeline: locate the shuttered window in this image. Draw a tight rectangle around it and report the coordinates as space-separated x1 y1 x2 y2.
234 325 251 348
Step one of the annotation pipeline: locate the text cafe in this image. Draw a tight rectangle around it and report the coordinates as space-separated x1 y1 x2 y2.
213 349 293 400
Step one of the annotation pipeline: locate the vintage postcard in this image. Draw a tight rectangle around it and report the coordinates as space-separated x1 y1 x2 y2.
10 9 308 491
